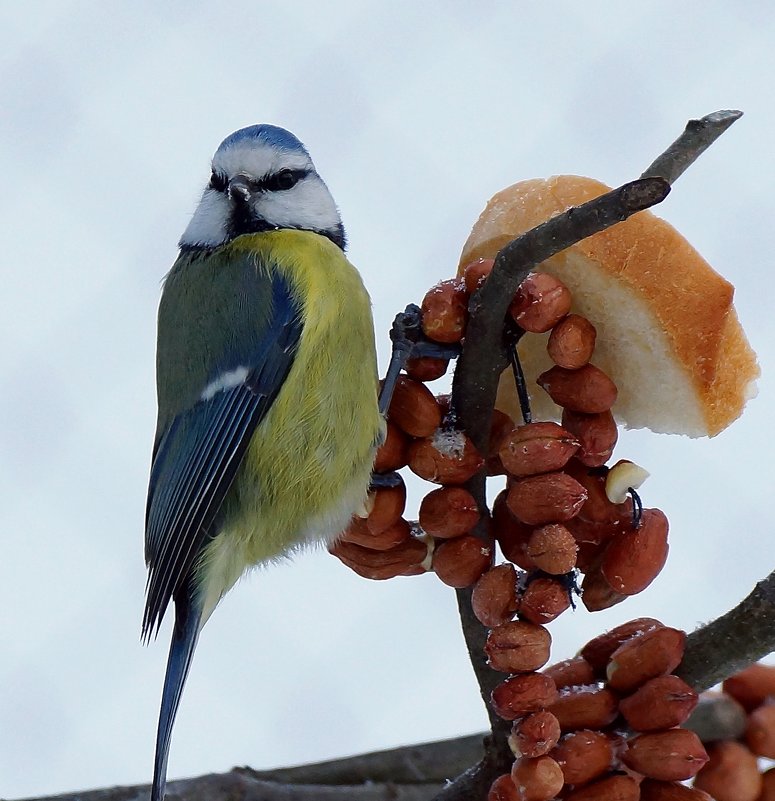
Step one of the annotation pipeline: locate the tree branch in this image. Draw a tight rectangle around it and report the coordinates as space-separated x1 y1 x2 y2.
13 736 485 801
640 109 743 183
677 569 775 692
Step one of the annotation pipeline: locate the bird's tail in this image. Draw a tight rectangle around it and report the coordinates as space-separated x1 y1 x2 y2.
151 595 202 801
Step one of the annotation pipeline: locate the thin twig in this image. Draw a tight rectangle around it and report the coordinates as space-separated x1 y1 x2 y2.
678 570 775 693
640 110 742 184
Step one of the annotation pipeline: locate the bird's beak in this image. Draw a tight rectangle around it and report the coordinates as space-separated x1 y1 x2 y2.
228 174 252 204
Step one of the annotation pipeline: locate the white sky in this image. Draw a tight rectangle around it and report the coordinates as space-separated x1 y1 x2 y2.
2 2 774 797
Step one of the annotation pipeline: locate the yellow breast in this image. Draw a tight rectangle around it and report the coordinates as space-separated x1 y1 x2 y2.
197 230 382 617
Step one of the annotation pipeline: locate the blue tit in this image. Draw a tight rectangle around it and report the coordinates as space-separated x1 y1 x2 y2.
143 124 382 801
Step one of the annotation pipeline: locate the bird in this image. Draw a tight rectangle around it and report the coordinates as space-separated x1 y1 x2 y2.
143 124 383 801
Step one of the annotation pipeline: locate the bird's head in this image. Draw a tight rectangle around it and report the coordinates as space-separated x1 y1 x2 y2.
179 124 345 251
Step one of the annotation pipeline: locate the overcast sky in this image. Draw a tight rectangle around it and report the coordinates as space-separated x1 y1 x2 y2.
3 2 775 798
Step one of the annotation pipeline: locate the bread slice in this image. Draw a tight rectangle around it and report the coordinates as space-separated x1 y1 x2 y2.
458 176 759 437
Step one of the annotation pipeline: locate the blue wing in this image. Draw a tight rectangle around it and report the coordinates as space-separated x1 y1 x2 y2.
142 273 302 641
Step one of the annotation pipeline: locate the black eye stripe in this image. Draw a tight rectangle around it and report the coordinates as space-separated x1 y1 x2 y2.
209 171 228 192
260 168 307 192
210 168 308 195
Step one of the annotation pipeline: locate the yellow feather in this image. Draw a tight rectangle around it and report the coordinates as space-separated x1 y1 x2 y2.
196 230 382 621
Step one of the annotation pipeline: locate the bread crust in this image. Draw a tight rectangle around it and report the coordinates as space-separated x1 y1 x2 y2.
458 176 759 436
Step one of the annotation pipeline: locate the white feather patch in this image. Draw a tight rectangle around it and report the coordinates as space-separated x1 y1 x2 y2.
254 177 340 233
179 189 230 248
200 366 249 400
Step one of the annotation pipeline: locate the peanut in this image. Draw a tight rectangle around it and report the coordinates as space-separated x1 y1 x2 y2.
759 768 775 801
421 278 468 343
433 534 493 588
606 626 686 692
488 774 520 801
419 486 479 538
388 375 442 437
340 516 411 551
580 567 627 612
619 675 699 731
537 364 618 413
526 523 578 574
330 537 428 580
485 620 552 673
580 617 664 673
547 313 597 369
745 702 775 758
499 422 579 478
507 471 588 526
365 479 406 535
472 563 520 628
565 774 639 801
404 356 449 382
623 729 708 781
491 672 559 721
723 663 775 711
551 729 614 786
408 430 484 485
510 272 572 333
549 686 619 731
373 421 410 472
519 578 571 625
493 489 536 570
509 710 561 758
694 741 761 801
640 779 713 800
561 409 618 467
601 508 669 595
510 755 564 801
462 257 495 293
543 656 596 689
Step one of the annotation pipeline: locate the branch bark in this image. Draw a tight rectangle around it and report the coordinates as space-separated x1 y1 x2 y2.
13 736 485 801
640 109 742 183
678 569 775 692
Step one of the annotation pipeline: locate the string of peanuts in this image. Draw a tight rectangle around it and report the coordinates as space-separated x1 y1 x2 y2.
329 260 770 800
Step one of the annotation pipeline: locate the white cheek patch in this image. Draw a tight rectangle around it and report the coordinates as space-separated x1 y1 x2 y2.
201 366 249 400
179 190 230 248
256 178 340 232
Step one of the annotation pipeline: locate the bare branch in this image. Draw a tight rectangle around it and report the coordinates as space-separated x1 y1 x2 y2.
640 109 742 184
15 774 436 801
13 736 485 801
678 570 775 692
243 734 484 785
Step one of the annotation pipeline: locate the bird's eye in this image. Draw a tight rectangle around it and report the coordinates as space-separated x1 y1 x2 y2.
269 169 300 191
209 171 228 192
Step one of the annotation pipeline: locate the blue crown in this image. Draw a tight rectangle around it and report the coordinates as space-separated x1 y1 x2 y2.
216 124 308 156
